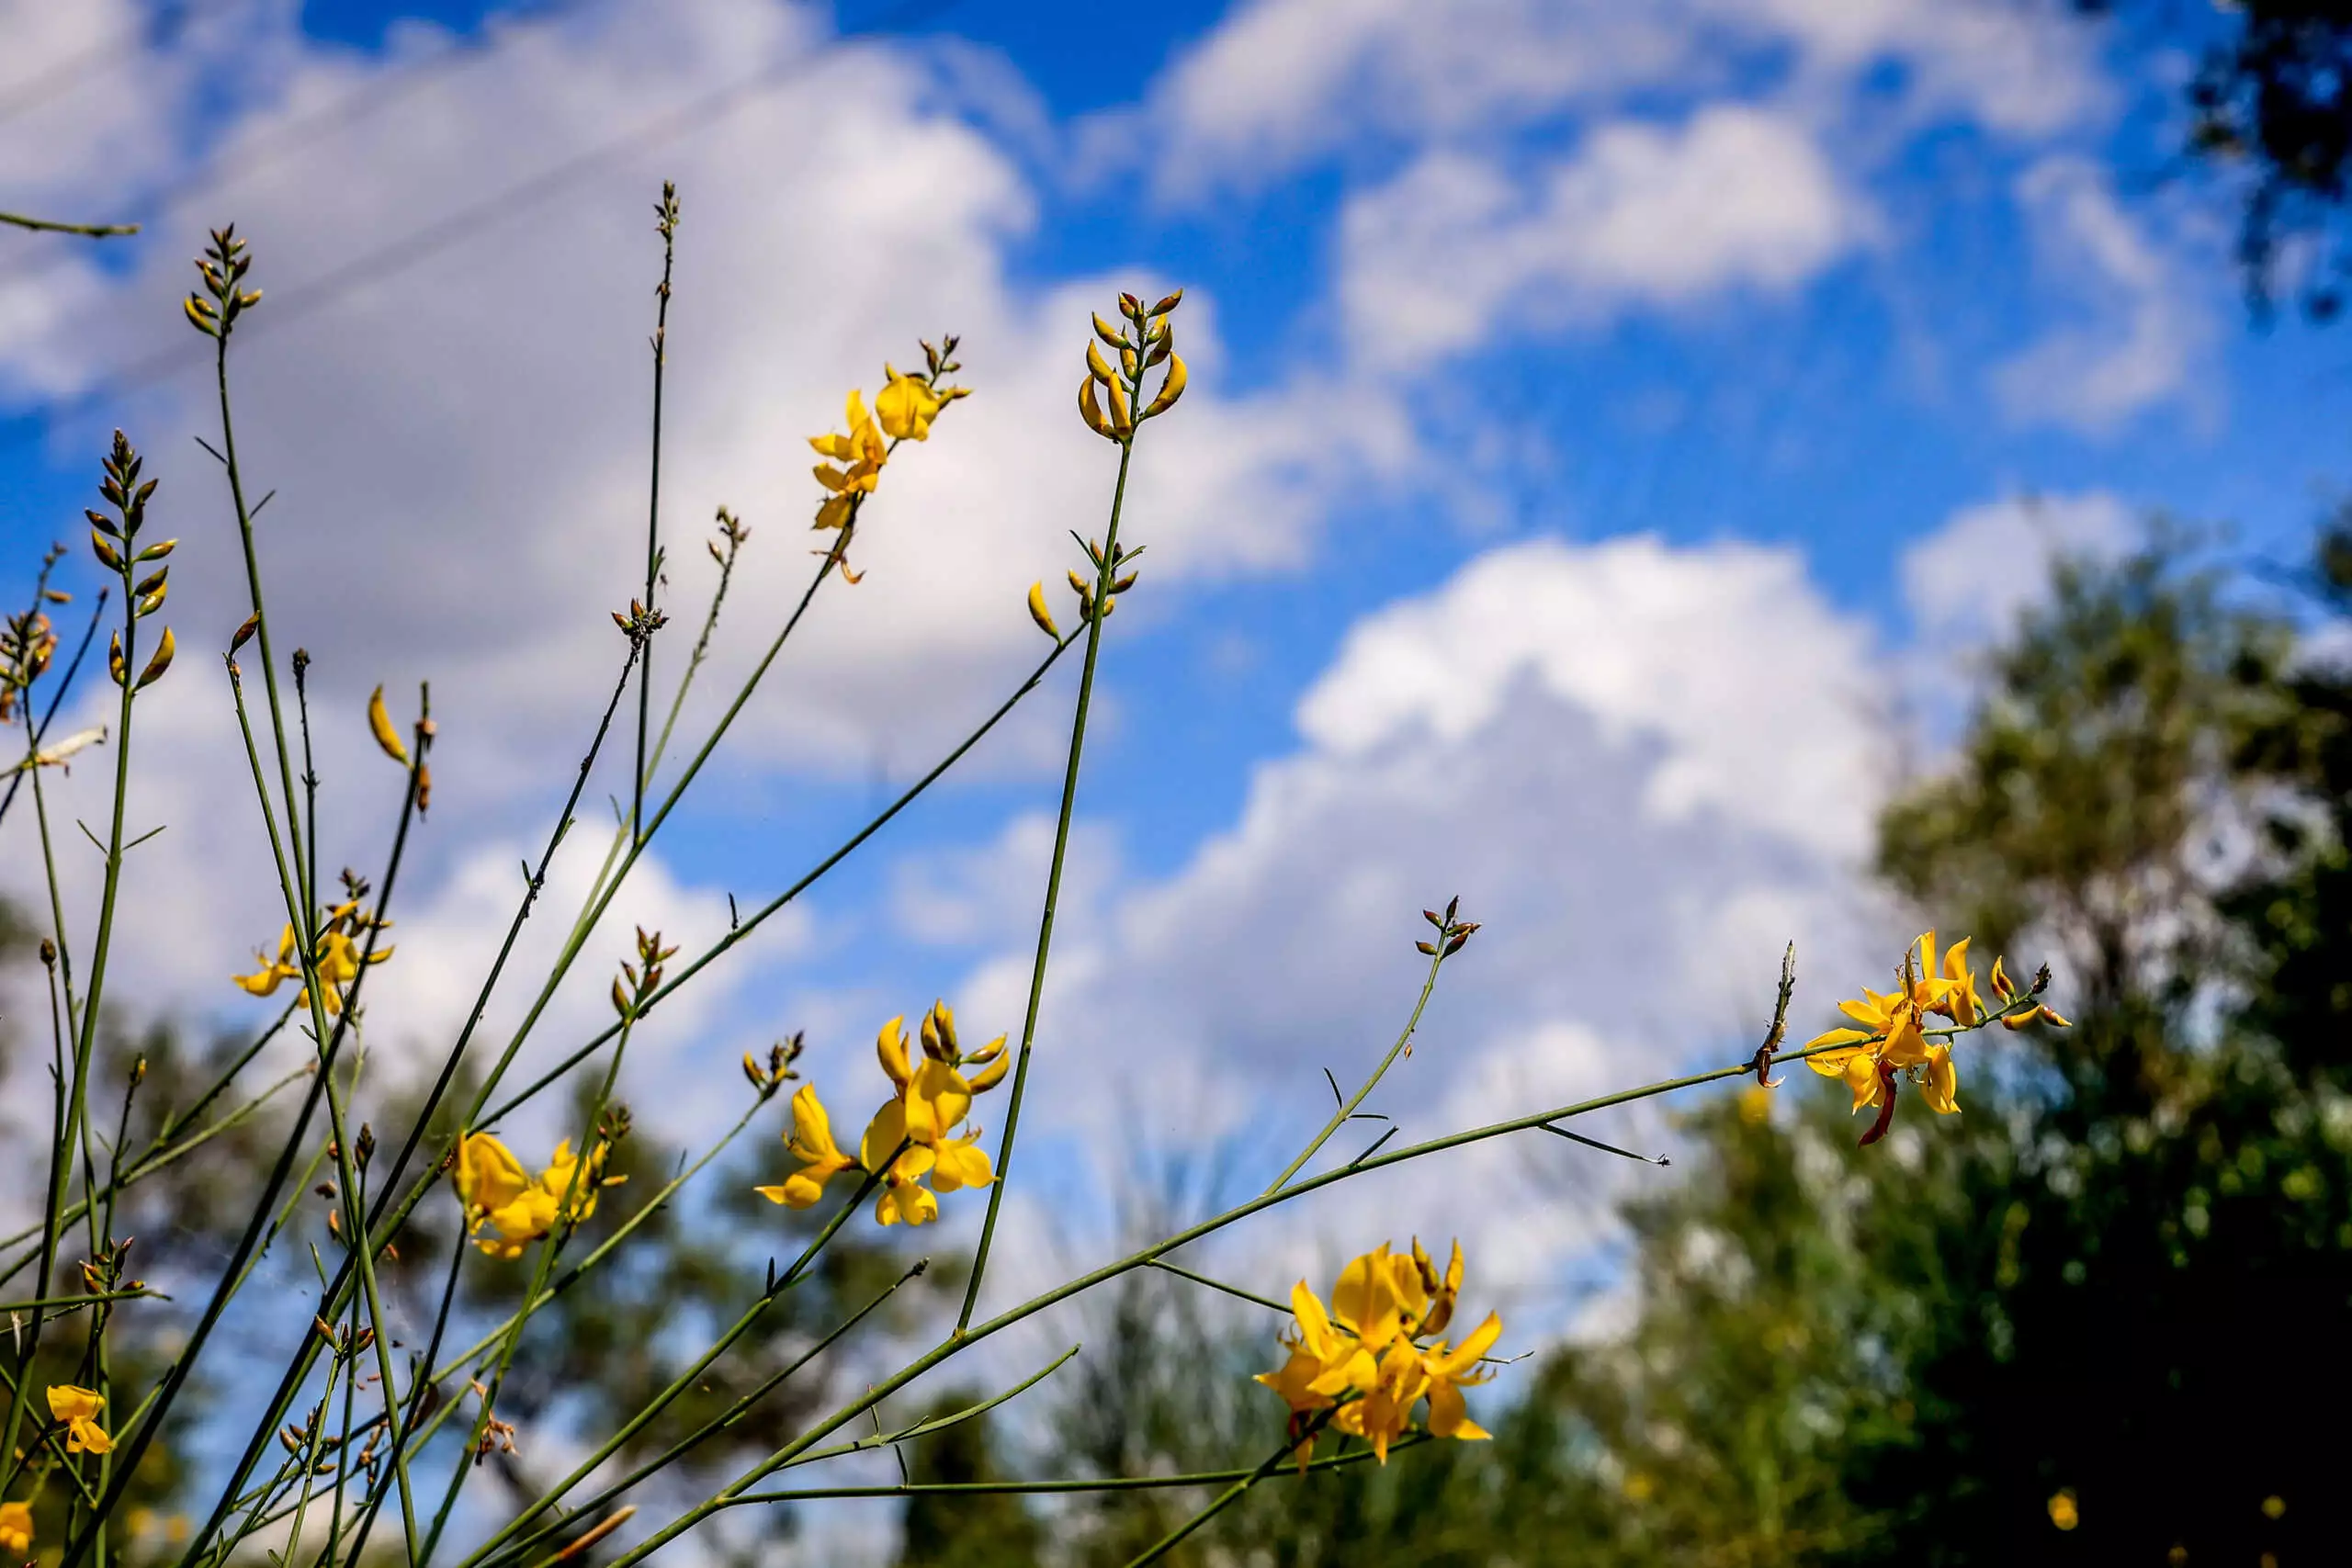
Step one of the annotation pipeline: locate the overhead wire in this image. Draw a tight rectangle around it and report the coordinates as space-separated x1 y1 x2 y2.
2 0 961 450
9 0 596 288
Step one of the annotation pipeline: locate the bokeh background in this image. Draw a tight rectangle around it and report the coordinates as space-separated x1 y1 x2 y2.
5 0 2349 1563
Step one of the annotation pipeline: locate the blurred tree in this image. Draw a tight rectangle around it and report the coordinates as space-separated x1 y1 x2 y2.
1833 539 2352 1563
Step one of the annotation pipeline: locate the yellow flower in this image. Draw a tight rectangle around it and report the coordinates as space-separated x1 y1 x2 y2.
232 925 300 997
753 1084 856 1209
874 366 944 442
1920 1043 1961 1115
230 903 393 1014
452 1132 618 1259
1928 933 1982 1025
0 1499 31 1555
808 389 888 532
755 1003 1008 1227
46 1384 111 1455
1257 1239 1501 1467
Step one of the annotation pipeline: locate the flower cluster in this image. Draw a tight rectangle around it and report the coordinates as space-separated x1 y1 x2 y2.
1258 1239 1503 1466
1805 931 2069 1144
0 1498 30 1555
232 883 393 1018
807 341 968 545
755 1001 1006 1227
1076 289 1186 443
452 1131 624 1259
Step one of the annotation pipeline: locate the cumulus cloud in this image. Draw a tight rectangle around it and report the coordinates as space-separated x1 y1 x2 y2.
1903 488 2137 648
1992 156 2214 433
1119 0 2108 203
932 536 1896 1314
0 0 1419 1075
1339 107 1870 372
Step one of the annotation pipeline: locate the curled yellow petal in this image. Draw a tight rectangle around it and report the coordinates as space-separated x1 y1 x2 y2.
368 684 410 764
1026 581 1060 640
1085 340 1114 384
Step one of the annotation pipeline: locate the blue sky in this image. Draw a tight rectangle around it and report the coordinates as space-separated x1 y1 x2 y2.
2 0 2343 1350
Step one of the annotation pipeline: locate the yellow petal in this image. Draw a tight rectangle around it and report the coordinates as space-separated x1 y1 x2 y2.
860 1097 909 1174
876 1016 912 1089
368 684 410 764
1922 1043 1961 1114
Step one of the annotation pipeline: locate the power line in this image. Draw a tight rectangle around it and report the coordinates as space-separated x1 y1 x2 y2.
0 0 227 130
3 0 960 450
8 0 594 289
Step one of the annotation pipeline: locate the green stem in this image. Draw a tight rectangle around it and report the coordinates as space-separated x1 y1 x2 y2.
1265 942 1448 1194
632 191 676 840
956 438 1136 1334
726 1433 1425 1504
599 1035 1879 1568
0 210 137 236
481 632 1072 1129
453 1161 897 1568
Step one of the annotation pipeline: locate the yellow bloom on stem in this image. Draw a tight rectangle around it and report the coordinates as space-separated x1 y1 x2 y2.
0 1498 32 1555
808 389 888 532
230 901 393 1014
232 925 300 997
1258 1239 1502 1468
1805 931 2045 1142
753 1084 857 1209
756 1003 1008 1227
47 1384 110 1455
874 366 944 442
452 1132 618 1259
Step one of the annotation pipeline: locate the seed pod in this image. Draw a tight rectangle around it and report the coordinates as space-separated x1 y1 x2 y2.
231 613 260 653
1092 312 1126 348
91 532 124 570
1148 288 1183 317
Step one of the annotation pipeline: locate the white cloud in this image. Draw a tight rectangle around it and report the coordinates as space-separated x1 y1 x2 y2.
1903 489 2137 648
1339 105 1869 370
0 0 1425 1111
1992 156 2213 433
931 535 1896 1315
2 0 1406 805
1124 0 2108 203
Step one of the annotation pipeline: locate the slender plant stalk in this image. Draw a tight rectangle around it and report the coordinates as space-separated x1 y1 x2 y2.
481 631 1073 1128
1265 940 1451 1194
594 1027 1909 1568
726 1432 1427 1504
956 408 1140 1334
631 185 677 838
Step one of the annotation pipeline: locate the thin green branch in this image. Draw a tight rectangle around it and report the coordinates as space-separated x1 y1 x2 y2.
0 210 138 237
729 1432 1429 1505
1265 937 1451 1195
956 430 1138 1336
